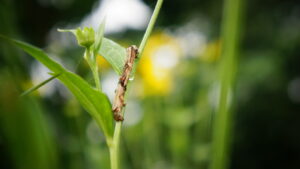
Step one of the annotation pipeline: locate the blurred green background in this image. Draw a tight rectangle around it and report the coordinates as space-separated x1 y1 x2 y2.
1 0 300 169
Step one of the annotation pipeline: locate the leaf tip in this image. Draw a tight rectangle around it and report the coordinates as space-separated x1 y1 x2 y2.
57 28 72 33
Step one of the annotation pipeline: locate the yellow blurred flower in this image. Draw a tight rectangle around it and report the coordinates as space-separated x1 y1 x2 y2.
96 54 111 71
138 32 182 96
200 40 221 62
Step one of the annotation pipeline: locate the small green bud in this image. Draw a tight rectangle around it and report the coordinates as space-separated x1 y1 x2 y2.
75 27 95 48
58 27 95 48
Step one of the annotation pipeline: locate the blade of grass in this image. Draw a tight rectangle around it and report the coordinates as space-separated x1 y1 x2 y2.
211 0 244 169
20 73 60 97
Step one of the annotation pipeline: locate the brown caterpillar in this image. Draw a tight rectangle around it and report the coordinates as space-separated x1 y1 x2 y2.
112 45 138 121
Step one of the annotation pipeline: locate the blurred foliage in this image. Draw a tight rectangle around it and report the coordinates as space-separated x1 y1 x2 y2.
1 0 300 169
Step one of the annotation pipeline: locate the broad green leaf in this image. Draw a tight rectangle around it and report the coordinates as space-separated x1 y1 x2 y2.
58 71 113 140
98 38 127 75
0 35 114 140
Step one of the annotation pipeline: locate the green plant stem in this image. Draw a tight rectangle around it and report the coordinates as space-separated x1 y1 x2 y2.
85 49 102 91
108 1 163 169
91 66 101 91
138 0 163 57
109 121 122 169
211 0 243 169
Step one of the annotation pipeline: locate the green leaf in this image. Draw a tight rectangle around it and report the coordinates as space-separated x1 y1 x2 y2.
0 35 114 140
98 38 127 75
59 71 113 140
94 20 106 55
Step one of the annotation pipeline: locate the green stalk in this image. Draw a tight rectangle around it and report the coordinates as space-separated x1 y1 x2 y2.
138 0 163 57
109 122 122 169
91 65 101 91
211 0 243 169
85 49 102 91
108 1 163 169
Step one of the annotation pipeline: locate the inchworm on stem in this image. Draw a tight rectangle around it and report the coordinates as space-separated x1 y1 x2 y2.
112 45 138 121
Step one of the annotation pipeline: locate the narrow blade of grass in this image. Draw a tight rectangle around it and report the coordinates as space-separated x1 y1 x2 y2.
20 73 60 97
211 0 244 169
